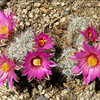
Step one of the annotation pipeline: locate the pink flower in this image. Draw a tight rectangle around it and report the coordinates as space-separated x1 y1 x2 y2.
0 10 17 40
69 42 100 85
79 25 98 42
34 32 54 50
0 53 18 89
22 50 57 80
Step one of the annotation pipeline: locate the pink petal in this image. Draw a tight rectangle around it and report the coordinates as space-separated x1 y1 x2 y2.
84 73 90 85
40 53 51 58
32 69 36 79
2 53 8 61
12 71 18 82
83 42 91 52
43 43 54 49
22 69 29 76
0 82 3 87
72 65 82 74
72 59 87 74
8 75 13 89
42 60 50 69
6 9 10 17
9 11 14 20
95 66 100 79
36 69 43 80
44 74 50 80
82 65 89 77
0 73 8 83
68 56 78 61
90 68 96 81
78 30 85 35
95 43 100 51
72 60 87 74
10 21 17 30
48 60 57 67
74 52 84 59
27 70 34 80
43 68 52 75
0 72 3 76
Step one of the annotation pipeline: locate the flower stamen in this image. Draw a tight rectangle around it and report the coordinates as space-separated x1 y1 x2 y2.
88 32 92 39
33 58 41 66
88 56 97 67
39 39 46 47
0 62 10 72
0 26 8 34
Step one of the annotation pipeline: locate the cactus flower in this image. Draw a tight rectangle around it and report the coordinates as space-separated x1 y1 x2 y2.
79 25 98 42
0 10 17 40
34 32 54 50
22 50 57 80
69 42 100 85
0 53 18 89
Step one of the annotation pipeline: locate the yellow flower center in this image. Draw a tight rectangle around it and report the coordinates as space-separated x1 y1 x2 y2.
33 58 41 66
0 25 8 34
39 39 46 47
88 32 92 38
0 63 10 72
88 56 97 67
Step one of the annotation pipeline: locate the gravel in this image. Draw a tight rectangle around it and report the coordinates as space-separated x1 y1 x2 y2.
0 0 100 100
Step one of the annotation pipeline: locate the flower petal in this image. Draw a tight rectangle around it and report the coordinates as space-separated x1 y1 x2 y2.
84 73 90 85
8 74 13 89
90 68 96 81
0 73 8 83
43 43 54 49
82 65 89 77
48 60 57 67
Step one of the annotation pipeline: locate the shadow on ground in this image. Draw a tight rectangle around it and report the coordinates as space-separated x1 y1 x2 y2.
14 67 66 97
45 67 66 88
14 70 40 97
95 78 100 92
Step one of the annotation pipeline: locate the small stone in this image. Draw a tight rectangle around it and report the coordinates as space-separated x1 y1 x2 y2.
80 97 84 100
87 3 91 6
98 2 100 7
22 14 26 18
7 99 12 100
2 96 7 99
20 4 26 9
0 0 6 7
34 3 41 7
93 14 97 19
63 83 67 87
20 22 23 26
60 17 66 23
56 2 60 5
61 89 68 96
34 8 40 13
26 6 31 11
56 95 60 100
36 95 47 100
55 22 59 26
38 85 43 92
19 95 23 99
72 95 77 100
40 7 47 13
44 16 50 23
44 93 50 99
40 90 45 95
66 8 70 11
61 2 65 6
29 12 33 18
23 9 28 14
25 22 30 26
